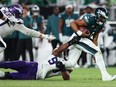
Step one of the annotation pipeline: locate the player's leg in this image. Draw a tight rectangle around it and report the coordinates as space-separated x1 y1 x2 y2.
0 61 29 71
0 36 6 53
60 45 82 68
0 62 38 80
10 62 38 80
76 38 116 81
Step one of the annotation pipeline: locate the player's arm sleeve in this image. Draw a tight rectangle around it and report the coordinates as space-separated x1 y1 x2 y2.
14 24 55 40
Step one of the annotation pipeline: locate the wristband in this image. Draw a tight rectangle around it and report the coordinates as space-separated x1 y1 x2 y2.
76 30 82 36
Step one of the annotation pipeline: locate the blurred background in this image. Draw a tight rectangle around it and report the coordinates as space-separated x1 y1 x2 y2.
0 0 115 67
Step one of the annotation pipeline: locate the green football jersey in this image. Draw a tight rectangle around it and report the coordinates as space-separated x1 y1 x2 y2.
60 12 79 36
32 16 43 31
82 14 105 38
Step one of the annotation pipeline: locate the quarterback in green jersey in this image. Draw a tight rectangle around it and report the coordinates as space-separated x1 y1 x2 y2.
47 7 116 81
65 7 116 81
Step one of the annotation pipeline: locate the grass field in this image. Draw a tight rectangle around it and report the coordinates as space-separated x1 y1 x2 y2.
0 67 116 87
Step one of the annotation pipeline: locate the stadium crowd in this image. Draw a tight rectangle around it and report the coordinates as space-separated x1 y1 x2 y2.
0 0 115 68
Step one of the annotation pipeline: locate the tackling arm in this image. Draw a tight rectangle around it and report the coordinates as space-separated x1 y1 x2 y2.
52 36 81 56
52 43 69 56
14 24 56 40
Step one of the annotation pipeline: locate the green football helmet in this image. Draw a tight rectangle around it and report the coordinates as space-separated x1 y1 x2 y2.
95 7 108 25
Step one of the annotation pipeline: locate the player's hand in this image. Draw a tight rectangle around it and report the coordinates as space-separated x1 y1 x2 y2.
6 18 15 27
45 34 56 41
81 31 90 38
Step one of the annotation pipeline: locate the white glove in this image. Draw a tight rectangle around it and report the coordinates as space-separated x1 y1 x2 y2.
43 34 56 41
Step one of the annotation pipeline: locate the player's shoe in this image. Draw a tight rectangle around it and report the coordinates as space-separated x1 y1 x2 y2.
102 75 116 81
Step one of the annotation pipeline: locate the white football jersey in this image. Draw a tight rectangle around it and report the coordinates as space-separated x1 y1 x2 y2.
0 20 14 38
36 55 65 79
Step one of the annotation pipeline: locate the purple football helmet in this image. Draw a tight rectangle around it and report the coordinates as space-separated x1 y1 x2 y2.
8 4 23 18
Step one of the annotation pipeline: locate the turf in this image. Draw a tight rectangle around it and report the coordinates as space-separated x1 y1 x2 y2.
0 67 116 87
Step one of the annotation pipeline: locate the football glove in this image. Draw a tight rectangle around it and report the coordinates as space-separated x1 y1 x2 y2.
43 34 56 41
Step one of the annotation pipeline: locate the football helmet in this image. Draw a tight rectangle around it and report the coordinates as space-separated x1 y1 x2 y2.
32 5 40 11
95 7 108 25
8 4 23 18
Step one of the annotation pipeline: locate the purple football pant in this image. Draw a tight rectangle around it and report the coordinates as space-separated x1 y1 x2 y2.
0 60 38 80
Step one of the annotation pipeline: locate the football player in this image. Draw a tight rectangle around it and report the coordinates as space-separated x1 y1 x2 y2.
0 60 70 80
0 4 55 53
45 7 116 81
0 36 79 80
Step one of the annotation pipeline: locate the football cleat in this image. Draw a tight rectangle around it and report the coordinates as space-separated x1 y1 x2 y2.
102 75 116 81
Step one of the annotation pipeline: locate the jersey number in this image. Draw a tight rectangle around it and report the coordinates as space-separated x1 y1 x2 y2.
65 19 74 27
48 57 57 65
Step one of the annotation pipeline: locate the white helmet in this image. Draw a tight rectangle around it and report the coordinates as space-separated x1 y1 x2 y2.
32 5 40 11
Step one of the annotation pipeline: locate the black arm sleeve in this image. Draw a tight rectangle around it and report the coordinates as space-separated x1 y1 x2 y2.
0 11 4 18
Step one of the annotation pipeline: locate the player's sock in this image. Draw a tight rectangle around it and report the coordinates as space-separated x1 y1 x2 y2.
94 52 110 77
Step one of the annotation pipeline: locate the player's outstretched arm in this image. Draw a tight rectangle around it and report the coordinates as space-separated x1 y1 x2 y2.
15 24 56 40
52 36 81 56
52 43 69 56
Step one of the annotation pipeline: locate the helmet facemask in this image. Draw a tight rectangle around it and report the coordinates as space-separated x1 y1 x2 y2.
97 13 107 25
95 7 108 25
